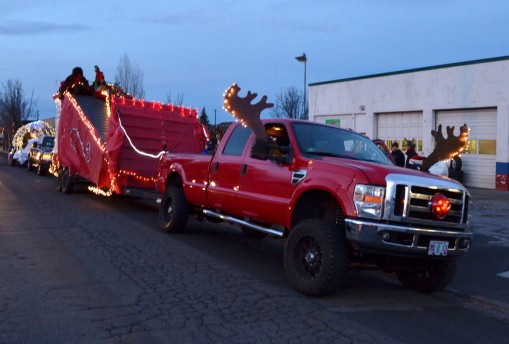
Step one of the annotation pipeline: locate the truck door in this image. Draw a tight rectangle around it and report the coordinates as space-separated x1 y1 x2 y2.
236 123 294 226
206 124 251 215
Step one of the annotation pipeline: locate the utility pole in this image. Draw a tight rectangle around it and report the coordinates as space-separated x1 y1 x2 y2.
214 109 217 131
295 53 307 119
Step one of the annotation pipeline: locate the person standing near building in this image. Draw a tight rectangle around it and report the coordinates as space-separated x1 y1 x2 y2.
405 142 418 168
391 142 405 167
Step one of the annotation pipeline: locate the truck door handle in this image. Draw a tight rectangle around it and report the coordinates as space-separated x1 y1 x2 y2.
241 164 247 176
213 162 219 174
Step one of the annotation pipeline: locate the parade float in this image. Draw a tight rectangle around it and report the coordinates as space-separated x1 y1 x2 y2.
7 120 55 167
52 66 209 196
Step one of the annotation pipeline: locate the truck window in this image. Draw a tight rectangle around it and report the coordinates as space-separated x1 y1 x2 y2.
222 125 252 156
292 122 392 164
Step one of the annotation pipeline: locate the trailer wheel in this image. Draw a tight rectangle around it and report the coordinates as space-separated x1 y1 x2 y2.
57 169 63 191
284 219 349 296
396 258 457 293
61 167 74 194
159 187 189 233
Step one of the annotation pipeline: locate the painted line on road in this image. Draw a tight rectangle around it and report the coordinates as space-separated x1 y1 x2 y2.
496 271 509 278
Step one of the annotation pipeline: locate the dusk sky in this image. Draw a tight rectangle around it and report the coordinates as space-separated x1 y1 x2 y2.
1 0 508 124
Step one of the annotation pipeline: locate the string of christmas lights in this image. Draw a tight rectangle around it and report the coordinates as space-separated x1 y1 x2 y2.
52 92 202 197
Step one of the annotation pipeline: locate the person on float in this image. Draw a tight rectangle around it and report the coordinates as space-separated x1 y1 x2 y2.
58 67 91 99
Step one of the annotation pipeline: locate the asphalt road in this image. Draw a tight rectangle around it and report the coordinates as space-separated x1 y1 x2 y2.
1 151 508 343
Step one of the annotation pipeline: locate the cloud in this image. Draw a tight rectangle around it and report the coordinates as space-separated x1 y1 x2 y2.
0 20 90 36
139 9 211 26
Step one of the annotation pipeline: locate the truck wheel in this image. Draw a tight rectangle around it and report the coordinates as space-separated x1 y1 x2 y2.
396 258 457 293
284 219 349 296
61 168 74 194
36 164 44 176
159 187 189 233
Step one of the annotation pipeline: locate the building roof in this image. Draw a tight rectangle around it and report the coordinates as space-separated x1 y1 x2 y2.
309 55 509 87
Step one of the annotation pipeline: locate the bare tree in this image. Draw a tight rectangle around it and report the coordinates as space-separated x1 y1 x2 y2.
0 79 38 144
271 86 307 120
166 92 184 106
114 53 145 99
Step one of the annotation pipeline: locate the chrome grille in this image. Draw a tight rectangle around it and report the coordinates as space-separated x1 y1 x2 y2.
384 174 470 230
408 185 465 223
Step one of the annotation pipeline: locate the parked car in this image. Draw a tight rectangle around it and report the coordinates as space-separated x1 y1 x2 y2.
27 136 55 175
7 120 55 167
372 139 396 165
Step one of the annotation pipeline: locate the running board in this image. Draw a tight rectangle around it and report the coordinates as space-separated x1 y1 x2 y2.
202 209 284 237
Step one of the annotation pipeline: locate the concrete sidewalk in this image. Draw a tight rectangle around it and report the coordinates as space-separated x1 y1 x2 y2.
469 186 509 201
468 187 509 248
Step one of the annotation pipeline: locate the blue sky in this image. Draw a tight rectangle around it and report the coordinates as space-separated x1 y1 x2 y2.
1 0 508 124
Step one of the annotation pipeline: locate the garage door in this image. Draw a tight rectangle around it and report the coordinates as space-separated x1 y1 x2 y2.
436 108 497 189
377 112 423 153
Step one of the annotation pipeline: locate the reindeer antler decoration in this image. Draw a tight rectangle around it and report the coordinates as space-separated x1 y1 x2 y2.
421 123 469 172
223 84 274 142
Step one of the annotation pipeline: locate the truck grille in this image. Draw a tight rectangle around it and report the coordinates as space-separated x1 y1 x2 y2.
384 174 470 229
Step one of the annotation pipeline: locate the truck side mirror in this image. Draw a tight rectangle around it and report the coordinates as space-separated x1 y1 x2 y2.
250 139 268 160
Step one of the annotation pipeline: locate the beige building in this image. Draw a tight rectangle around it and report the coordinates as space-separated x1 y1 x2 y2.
309 56 509 190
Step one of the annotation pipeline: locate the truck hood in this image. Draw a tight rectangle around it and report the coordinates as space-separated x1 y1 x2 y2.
318 156 456 186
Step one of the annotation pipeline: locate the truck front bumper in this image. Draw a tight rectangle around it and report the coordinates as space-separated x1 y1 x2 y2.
345 218 473 257
40 159 52 168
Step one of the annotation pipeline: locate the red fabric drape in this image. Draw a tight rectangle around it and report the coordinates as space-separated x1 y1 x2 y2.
58 94 110 188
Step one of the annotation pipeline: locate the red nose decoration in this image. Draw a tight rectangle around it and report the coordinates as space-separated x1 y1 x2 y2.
431 193 451 219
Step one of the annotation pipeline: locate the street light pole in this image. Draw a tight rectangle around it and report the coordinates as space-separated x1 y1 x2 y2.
295 53 307 119
214 109 217 131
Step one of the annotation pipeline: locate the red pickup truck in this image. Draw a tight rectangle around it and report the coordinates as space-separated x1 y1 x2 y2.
156 119 473 296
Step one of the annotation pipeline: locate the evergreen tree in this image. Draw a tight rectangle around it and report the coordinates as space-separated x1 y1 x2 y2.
199 107 210 127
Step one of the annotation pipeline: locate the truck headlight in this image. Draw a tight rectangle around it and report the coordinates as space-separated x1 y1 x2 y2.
354 185 385 219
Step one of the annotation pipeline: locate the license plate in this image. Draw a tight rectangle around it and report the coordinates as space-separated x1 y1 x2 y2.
428 240 449 256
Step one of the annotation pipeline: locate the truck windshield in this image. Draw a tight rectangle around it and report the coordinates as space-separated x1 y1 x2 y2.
291 122 392 165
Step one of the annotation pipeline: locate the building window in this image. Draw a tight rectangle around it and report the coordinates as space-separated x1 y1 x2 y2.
479 140 496 155
464 140 496 155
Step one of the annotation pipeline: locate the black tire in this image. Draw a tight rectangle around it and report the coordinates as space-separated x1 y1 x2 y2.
26 158 33 171
36 164 44 176
241 227 268 240
57 169 63 192
396 258 457 293
61 167 74 194
284 219 349 296
159 187 189 233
